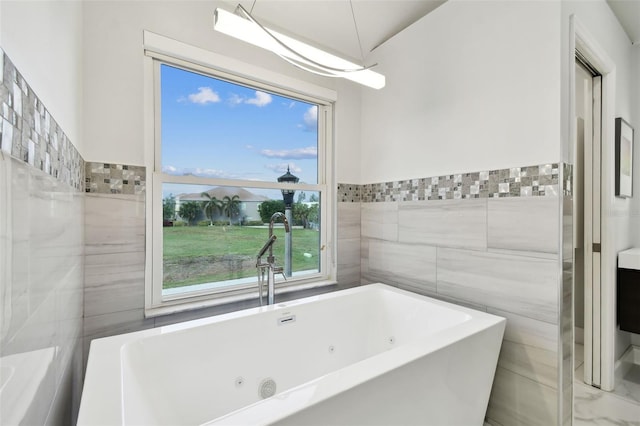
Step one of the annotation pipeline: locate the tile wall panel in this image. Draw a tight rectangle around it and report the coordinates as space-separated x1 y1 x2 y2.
84 193 145 315
336 202 361 286
437 248 558 324
398 199 487 250
336 238 361 286
488 196 559 256
84 251 146 316
361 202 398 241
0 155 84 425
336 202 361 240
366 240 437 294
360 239 371 283
488 308 558 389
83 193 145 254
487 367 558 426
83 192 148 366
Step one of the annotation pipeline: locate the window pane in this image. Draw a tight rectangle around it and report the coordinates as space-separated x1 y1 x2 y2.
160 64 318 184
162 183 321 294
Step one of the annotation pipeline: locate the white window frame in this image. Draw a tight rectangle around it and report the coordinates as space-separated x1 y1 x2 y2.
143 31 337 317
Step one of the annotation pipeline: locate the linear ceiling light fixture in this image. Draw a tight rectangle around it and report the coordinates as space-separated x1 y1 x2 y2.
213 4 385 89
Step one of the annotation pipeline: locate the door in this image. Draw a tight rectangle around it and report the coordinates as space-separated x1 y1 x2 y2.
575 57 602 387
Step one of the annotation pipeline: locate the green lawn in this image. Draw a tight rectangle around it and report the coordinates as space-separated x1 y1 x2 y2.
163 225 320 289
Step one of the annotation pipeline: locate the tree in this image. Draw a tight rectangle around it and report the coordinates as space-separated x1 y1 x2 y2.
308 203 319 227
258 200 285 223
163 194 176 220
296 191 306 204
201 192 222 226
309 193 319 202
178 201 200 226
293 203 310 228
222 195 241 226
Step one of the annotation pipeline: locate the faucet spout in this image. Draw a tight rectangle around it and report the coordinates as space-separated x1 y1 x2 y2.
269 211 290 236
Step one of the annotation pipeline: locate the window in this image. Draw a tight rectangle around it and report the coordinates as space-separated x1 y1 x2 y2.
144 33 336 316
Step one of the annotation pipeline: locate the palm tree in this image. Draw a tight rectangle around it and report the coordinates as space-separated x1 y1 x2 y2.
201 192 222 226
178 201 200 226
222 195 241 226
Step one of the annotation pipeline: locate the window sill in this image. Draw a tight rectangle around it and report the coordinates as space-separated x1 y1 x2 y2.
144 279 338 318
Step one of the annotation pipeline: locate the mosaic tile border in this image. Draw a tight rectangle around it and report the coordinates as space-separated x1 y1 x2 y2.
0 49 84 190
339 163 565 203
85 162 146 195
337 183 361 203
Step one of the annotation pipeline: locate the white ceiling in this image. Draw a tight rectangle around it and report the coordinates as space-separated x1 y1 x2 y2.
607 0 640 45
220 0 446 62
218 0 638 66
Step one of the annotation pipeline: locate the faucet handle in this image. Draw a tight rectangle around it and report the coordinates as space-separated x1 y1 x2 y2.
272 266 287 281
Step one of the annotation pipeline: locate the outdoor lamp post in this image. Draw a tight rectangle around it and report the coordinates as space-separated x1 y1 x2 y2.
278 166 299 277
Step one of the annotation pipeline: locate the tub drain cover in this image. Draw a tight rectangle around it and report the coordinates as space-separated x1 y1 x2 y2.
259 378 277 399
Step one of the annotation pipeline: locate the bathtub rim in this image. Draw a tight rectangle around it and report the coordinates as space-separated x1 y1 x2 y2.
77 283 505 426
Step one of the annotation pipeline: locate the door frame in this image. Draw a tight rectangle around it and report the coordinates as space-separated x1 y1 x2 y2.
578 60 602 387
569 14 617 392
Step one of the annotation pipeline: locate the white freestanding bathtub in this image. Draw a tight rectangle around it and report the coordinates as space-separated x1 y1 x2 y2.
78 284 505 425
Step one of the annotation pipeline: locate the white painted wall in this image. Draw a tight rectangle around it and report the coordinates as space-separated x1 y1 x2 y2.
82 0 361 183
0 0 84 153
334 79 362 184
359 0 561 184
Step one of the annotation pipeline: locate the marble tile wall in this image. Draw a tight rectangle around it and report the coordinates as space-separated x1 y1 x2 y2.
0 155 84 425
0 50 84 425
357 163 568 425
336 202 361 286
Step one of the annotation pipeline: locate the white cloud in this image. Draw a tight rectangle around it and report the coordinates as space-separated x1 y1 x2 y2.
260 146 317 159
228 93 244 106
187 87 221 105
227 91 273 107
246 91 272 107
162 165 179 174
163 165 235 179
303 105 318 131
265 163 302 174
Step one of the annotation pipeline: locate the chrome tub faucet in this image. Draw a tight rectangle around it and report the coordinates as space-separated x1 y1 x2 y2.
256 212 290 305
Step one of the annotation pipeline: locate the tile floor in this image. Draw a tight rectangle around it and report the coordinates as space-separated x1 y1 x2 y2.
574 343 640 425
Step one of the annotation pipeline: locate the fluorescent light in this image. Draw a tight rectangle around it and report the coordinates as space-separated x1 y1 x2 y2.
213 7 385 90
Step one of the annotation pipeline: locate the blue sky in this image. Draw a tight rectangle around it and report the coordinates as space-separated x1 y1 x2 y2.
161 64 318 199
